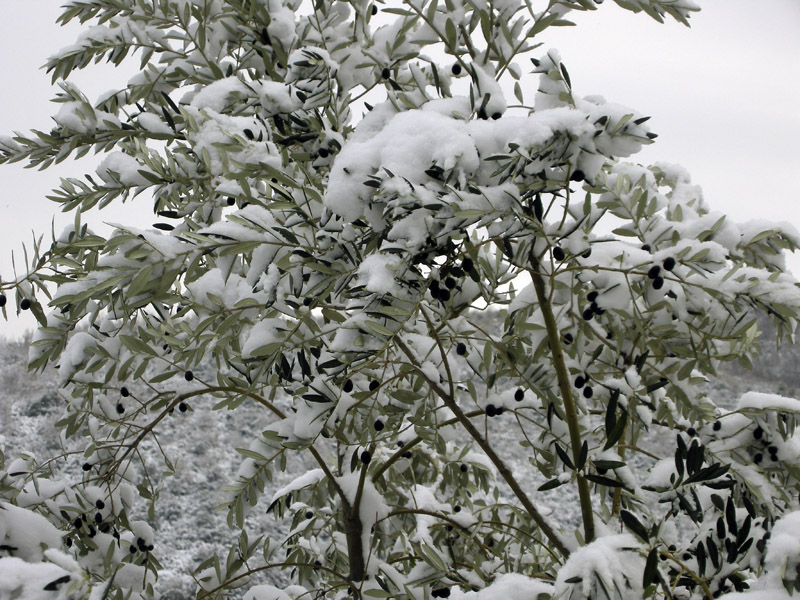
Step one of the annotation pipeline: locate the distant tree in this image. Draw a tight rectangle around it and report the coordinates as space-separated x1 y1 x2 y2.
3 1 800 599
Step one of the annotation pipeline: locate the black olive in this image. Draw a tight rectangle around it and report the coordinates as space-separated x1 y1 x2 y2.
369 380 379 391
0 295 6 308
663 257 676 271
652 276 664 290
553 246 566 261
374 419 384 431
82 463 91 472
226 196 236 205
453 505 461 513
381 67 390 79
451 64 462 75
647 265 661 279
687 427 696 437
306 511 314 519
318 148 329 158
491 112 501 120
20 299 31 311
178 402 188 412
753 426 763 439
184 370 194 381
343 379 353 393
96 500 105 510
462 257 473 271
570 169 585 182
485 404 497 417
574 376 585 388
641 244 651 252
360 450 372 465
116 403 125 414
477 108 488 120
563 333 574 344
582 308 594 321
583 386 593 399
371 5 378 15
456 342 467 355
514 388 524 402
713 421 721 431
460 464 468 472
445 277 456 289
587 291 598 302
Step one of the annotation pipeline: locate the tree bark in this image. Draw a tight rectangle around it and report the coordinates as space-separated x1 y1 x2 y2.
344 504 366 582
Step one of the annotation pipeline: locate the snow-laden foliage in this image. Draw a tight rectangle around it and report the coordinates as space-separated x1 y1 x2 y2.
3 0 800 598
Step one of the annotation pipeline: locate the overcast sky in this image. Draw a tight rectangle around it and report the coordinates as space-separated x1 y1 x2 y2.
0 1 799 338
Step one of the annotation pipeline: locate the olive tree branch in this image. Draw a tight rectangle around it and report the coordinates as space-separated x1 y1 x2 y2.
394 336 570 559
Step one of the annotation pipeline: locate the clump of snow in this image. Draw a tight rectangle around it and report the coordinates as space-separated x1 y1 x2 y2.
325 108 480 221
451 573 553 599
53 100 121 133
240 318 287 358
554 534 644 599
357 253 403 295
762 511 800 589
244 584 292 600
96 152 154 187
244 584 308 600
270 470 325 506
737 392 800 414
136 112 172 134
258 81 298 115
188 77 247 112
471 64 506 118
0 502 63 562
0 557 72 600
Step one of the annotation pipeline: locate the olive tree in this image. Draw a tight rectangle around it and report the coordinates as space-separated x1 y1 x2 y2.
2 0 800 598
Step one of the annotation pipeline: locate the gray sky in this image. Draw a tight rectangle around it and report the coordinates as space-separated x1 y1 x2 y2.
1 0 799 338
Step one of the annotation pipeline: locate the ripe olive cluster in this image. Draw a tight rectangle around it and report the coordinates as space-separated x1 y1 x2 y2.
750 425 781 464
643 249 677 291
573 373 594 399
429 256 473 304
484 403 504 417
581 290 605 322
65 499 121 544
130 536 155 555
0 292 31 310
552 245 592 263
